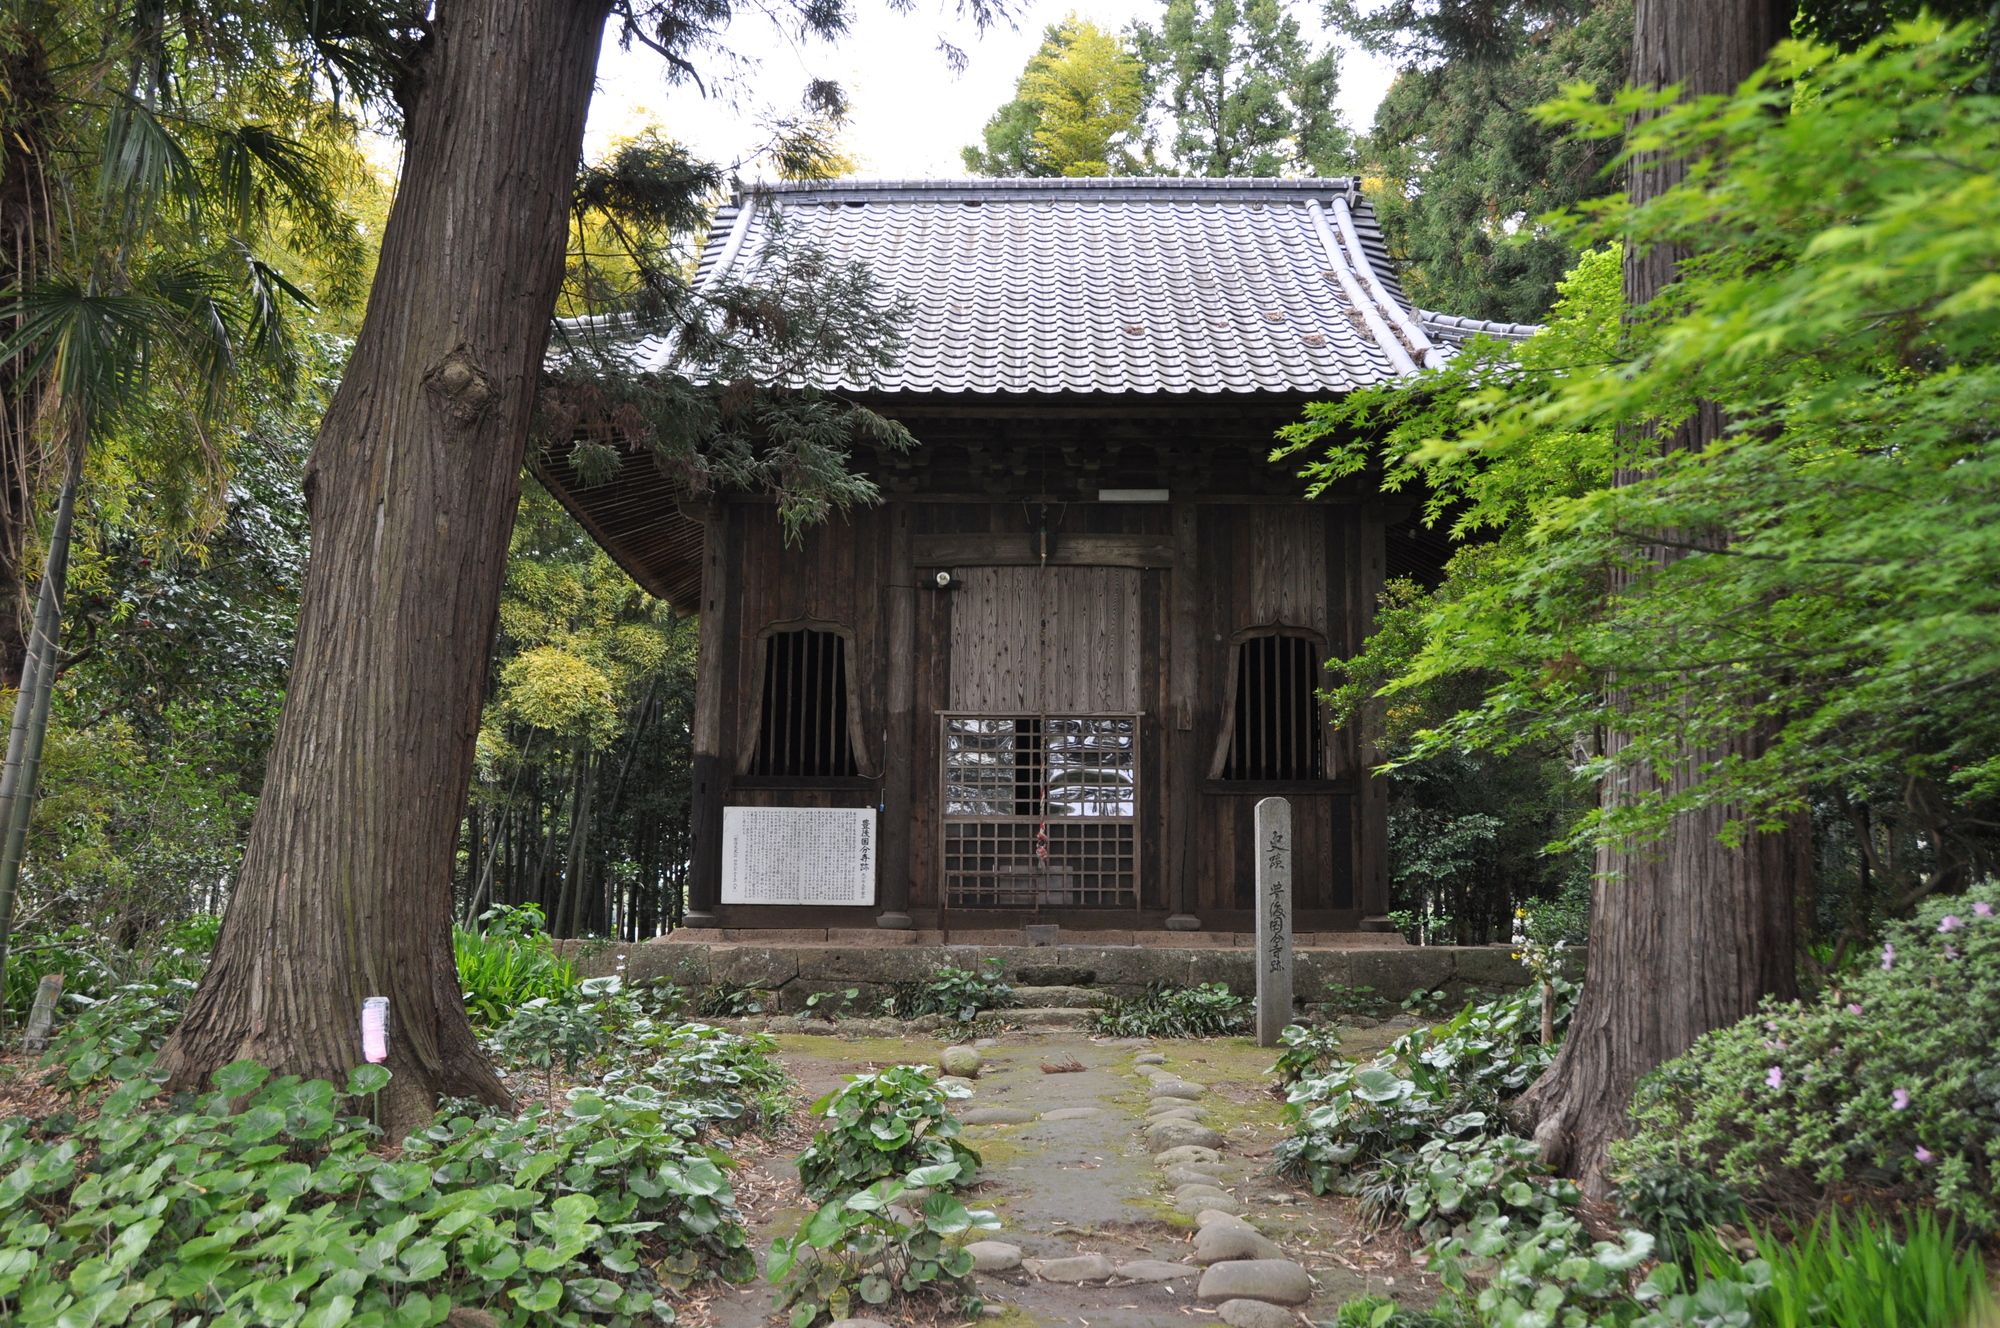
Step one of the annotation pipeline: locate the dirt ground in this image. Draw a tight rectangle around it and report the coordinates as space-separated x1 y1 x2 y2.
691 1025 1442 1328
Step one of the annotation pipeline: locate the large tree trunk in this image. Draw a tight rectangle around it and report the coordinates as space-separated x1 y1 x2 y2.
0 25 56 689
1511 0 1803 1200
156 0 613 1135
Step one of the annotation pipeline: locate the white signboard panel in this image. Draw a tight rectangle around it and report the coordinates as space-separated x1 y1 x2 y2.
721 806 877 905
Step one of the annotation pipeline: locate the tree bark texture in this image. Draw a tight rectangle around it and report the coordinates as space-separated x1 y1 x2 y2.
0 26 57 689
155 0 613 1135
1512 0 1803 1199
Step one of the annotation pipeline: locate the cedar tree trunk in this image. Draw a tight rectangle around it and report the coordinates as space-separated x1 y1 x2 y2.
155 0 613 1135
1511 0 1806 1199
0 26 57 688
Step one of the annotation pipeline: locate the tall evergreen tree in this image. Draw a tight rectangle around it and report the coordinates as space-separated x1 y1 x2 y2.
964 15 1150 177
1134 0 1350 176
1356 0 1631 323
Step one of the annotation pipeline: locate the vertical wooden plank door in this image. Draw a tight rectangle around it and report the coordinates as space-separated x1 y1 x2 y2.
942 566 1141 911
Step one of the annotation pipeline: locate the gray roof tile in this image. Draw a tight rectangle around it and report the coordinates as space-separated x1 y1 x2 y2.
570 178 1523 396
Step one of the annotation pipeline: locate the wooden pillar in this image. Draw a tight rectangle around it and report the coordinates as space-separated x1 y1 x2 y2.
877 503 915 928
684 501 732 927
1166 502 1201 929
1356 506 1392 926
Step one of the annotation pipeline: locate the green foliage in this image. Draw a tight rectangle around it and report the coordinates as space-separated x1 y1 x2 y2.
801 988 859 1021
0 1057 753 1328
466 484 699 938
1687 1211 1989 1328
962 16 1150 177
39 977 197 1090
1616 885 2000 1231
1281 27 2000 894
455 904 580 1027
1270 1023 1344 1084
596 1022 792 1136
1433 1210 1658 1326
1278 983 1573 1200
768 1162 998 1328
1132 0 1351 176
1086 981 1248 1038
884 959 1017 1023
693 983 764 1018
1319 983 1389 1019
1348 0 1631 322
792 1067 982 1203
1613 1164 1744 1267
1375 1129 1577 1240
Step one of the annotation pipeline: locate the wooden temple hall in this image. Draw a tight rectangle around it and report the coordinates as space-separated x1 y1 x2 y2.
537 177 1533 936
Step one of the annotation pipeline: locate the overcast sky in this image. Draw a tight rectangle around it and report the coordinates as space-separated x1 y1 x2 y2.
581 0 1400 179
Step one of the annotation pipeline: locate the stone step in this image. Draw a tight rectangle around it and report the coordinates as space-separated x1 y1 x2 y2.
1008 985 1111 1008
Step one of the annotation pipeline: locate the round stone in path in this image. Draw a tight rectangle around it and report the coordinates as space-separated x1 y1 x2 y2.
942 1045 982 1077
965 1241 1022 1272
1164 1165 1234 1188
1024 1253 1114 1283
937 1075 976 1092
1197 1259 1314 1305
1174 1181 1234 1204
1112 1260 1203 1283
1133 1052 1168 1065
828 1320 894 1328
1220 1298 1300 1328
1147 1119 1225 1151
1155 1145 1223 1167
1144 1096 1200 1120
1177 1191 1241 1216
1146 1096 1202 1116
1149 1080 1205 1100
1197 1210 1254 1231
1194 1224 1285 1264
1040 1106 1103 1121
962 1106 1037 1125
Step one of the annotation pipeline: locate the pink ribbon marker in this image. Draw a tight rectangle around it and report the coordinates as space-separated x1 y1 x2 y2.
362 997 390 1064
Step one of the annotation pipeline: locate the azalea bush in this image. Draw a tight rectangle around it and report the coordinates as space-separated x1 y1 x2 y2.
792 1067 981 1202
1615 885 2000 1231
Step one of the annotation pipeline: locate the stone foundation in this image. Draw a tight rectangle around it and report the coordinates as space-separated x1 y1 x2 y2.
563 935 1556 1013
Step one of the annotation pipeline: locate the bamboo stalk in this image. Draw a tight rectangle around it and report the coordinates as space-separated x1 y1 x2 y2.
0 450 80 1027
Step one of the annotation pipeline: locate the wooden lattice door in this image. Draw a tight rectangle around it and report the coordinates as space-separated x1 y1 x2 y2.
941 567 1141 910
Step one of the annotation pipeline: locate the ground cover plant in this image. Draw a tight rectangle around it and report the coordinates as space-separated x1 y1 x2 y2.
1086 981 1247 1038
768 1161 997 1328
883 959 1017 1024
0 1057 755 1327
792 1066 981 1202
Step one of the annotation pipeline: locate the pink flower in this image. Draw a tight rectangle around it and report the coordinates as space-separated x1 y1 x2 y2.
1766 1066 1784 1090
1892 1088 1910 1111
1765 1020 1779 1032
1915 1146 1934 1164
1847 1003 1864 1016
1976 902 1993 918
1944 943 1960 961
1940 915 1964 933
1881 943 1896 971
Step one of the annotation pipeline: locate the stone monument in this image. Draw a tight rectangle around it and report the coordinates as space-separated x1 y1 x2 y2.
1254 796 1293 1047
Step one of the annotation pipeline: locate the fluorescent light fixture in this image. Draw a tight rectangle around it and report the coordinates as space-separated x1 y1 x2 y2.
1097 488 1171 503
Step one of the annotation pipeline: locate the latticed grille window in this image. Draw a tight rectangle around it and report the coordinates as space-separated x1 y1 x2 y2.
1223 634 1324 780
750 629 857 777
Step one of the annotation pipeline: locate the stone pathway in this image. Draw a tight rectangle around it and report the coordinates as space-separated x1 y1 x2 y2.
702 1026 1430 1328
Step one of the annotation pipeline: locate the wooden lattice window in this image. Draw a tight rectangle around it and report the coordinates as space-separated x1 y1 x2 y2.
1221 633 1325 780
750 628 858 777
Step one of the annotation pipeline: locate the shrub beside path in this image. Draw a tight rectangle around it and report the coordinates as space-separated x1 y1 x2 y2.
700 1025 1434 1328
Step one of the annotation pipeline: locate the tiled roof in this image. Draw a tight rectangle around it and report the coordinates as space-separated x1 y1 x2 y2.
582 177 1489 396
1419 310 1541 345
